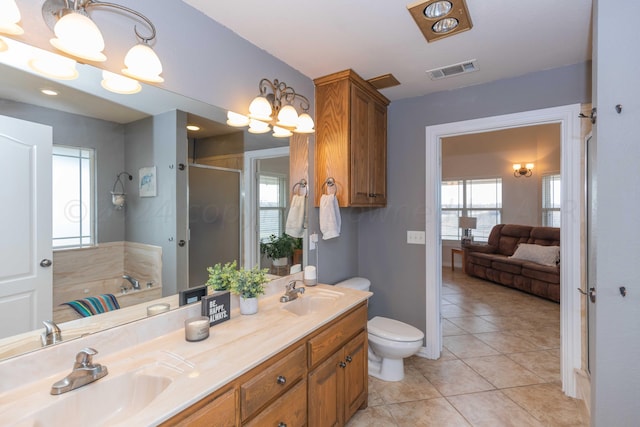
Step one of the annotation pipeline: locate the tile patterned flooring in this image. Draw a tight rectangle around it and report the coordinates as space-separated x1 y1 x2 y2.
347 268 589 427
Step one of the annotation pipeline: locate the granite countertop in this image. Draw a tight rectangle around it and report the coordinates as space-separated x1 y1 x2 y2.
0 283 371 426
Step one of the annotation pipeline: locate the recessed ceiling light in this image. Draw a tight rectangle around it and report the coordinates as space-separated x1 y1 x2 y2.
40 89 59 96
186 125 200 131
407 0 472 42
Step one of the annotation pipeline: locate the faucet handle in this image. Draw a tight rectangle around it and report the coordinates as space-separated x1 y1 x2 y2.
75 348 98 367
286 280 297 291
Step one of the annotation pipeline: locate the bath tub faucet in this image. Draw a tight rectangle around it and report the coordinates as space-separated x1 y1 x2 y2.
280 280 305 302
41 320 62 347
122 274 140 290
50 348 108 395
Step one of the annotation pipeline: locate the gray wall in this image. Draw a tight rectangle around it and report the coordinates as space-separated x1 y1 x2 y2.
0 99 126 242
357 62 591 332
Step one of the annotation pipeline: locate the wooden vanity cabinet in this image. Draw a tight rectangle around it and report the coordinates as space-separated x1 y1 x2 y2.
160 386 237 427
314 69 390 207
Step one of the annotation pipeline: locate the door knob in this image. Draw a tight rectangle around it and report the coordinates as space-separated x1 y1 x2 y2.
178 240 186 247
40 259 52 267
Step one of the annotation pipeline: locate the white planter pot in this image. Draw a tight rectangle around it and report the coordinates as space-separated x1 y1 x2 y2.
272 257 288 267
239 297 258 315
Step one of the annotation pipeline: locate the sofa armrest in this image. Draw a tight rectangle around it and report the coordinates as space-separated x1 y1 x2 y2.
464 244 497 254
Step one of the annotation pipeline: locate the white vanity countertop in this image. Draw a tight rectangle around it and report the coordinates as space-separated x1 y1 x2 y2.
0 283 371 426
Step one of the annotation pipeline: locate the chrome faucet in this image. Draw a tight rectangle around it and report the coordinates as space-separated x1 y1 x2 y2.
50 348 108 395
122 274 140 290
41 320 62 347
280 280 305 302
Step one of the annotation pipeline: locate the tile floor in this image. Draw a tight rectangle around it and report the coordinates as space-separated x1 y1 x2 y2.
347 268 589 427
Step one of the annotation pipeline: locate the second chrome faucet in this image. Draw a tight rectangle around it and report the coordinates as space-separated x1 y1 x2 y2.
280 280 305 302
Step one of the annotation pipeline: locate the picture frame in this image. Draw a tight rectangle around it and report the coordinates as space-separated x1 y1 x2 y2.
139 166 157 197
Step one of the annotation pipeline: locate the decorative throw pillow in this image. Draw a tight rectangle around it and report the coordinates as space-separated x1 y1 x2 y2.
509 243 560 266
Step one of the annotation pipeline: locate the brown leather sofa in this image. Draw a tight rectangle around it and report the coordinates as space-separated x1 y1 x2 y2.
463 224 560 302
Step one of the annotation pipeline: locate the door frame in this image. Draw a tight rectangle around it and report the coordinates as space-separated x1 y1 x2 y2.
424 104 582 397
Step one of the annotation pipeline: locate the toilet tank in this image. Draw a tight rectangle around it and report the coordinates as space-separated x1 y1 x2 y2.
334 277 371 292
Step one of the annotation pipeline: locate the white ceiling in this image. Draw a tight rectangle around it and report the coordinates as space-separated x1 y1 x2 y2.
183 0 593 101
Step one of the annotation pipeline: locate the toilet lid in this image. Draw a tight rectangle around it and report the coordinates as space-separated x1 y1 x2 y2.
368 316 424 342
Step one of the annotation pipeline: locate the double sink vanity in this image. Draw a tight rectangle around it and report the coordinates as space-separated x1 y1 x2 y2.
0 273 371 426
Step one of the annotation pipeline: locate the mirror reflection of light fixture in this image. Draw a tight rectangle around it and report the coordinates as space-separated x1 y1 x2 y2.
41 0 163 83
101 70 141 94
0 0 24 35
28 48 79 80
513 163 534 178
111 171 132 210
226 78 315 137
458 216 477 246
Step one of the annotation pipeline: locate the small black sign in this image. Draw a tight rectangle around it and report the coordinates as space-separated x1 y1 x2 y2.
201 291 231 327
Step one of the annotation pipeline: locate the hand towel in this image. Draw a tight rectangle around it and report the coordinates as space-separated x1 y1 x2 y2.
285 194 306 238
320 193 341 240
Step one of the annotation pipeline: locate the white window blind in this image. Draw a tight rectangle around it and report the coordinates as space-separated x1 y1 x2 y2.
52 145 95 248
258 173 287 241
542 173 561 227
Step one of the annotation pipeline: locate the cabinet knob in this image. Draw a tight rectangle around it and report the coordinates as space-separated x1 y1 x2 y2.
339 361 347 368
345 355 353 363
276 375 286 385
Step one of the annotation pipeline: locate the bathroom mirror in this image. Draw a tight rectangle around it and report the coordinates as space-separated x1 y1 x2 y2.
0 38 304 360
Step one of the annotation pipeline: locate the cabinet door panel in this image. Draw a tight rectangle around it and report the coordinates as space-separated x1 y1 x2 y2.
308 352 343 427
246 379 307 427
163 387 237 427
350 85 372 206
369 102 387 206
343 331 368 420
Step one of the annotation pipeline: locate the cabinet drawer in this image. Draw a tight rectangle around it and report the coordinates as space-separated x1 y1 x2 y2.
308 303 367 368
245 379 307 427
241 345 306 421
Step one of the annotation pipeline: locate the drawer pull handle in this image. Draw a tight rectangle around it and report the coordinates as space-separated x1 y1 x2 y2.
339 361 347 368
278 423 287 427
276 375 286 385
345 355 353 363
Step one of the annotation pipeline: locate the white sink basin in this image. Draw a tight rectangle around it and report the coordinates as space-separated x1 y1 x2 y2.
16 367 172 426
282 288 343 316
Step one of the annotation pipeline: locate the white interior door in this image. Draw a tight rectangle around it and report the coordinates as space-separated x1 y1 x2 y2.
0 115 53 339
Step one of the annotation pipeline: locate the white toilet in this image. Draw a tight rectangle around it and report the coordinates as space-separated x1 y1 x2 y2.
335 277 424 382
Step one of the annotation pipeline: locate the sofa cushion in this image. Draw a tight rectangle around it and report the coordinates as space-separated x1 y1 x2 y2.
492 258 526 274
496 224 533 256
510 243 560 266
522 263 560 284
528 227 560 246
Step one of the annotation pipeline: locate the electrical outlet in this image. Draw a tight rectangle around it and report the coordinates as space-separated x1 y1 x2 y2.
309 233 318 250
407 230 426 245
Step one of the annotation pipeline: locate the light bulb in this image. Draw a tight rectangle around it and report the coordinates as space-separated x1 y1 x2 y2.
50 12 106 61
248 119 270 134
294 112 315 133
276 104 299 128
248 96 273 121
122 43 163 83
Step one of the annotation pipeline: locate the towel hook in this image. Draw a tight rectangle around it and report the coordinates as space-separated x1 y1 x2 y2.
321 177 336 195
292 178 307 196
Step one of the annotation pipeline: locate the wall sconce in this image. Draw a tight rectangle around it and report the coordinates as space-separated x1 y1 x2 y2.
513 163 534 178
226 78 315 137
458 216 477 246
111 171 132 210
40 0 163 83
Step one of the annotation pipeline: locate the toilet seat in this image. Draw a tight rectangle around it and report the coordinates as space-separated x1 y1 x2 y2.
368 316 424 342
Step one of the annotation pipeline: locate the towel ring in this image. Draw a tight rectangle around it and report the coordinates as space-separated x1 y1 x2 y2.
292 178 307 196
321 177 337 195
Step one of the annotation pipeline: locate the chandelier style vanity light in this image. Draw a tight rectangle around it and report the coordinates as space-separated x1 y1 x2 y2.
513 163 534 178
227 78 315 137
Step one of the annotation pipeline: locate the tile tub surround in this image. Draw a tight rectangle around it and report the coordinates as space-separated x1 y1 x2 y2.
346 268 588 427
0 274 372 425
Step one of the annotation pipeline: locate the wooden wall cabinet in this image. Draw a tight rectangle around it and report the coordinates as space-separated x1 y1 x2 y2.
161 302 368 427
314 69 390 207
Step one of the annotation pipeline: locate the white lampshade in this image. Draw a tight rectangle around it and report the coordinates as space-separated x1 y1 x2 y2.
458 216 477 229
0 0 24 35
248 119 270 134
248 96 273 121
50 12 106 62
276 104 299 128
226 111 250 127
272 126 293 138
28 50 79 80
294 112 315 133
122 43 164 83
101 70 141 94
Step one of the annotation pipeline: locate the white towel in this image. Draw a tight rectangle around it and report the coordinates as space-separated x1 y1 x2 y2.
285 194 306 238
319 194 341 240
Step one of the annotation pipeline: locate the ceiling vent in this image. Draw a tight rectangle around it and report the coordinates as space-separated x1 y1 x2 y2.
426 59 478 80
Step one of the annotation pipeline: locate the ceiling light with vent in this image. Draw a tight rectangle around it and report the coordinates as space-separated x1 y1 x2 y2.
407 0 472 42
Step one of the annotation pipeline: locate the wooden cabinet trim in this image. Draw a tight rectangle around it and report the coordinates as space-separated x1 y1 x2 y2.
245 379 307 427
159 385 238 427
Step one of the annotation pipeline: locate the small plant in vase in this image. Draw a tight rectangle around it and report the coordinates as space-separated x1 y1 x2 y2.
206 260 238 293
260 233 296 267
231 266 269 315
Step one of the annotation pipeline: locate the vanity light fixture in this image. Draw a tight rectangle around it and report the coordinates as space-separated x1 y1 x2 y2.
0 37 8 52
111 171 132 210
407 0 473 43
41 0 164 83
28 48 79 80
513 163 534 178
0 0 24 35
101 70 141 94
227 78 315 137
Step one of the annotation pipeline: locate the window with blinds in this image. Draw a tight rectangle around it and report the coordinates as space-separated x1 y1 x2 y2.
441 177 502 242
52 145 95 248
259 173 288 241
542 173 561 227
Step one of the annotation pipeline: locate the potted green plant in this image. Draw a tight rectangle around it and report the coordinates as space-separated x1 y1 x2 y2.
206 260 238 293
230 265 269 315
260 233 297 266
